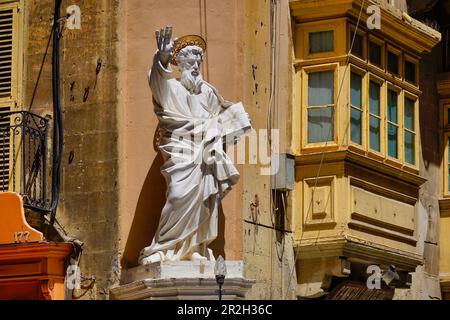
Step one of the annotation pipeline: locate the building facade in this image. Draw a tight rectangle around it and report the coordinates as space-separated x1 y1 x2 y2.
0 0 449 300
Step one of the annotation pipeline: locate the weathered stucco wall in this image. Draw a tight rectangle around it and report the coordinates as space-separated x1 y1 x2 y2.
415 40 442 299
394 41 443 299
242 0 297 299
24 0 120 300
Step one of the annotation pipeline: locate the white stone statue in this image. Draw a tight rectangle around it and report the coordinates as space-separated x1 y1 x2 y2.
139 26 251 265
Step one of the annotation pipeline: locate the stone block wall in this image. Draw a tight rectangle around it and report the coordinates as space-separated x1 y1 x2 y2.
24 0 120 300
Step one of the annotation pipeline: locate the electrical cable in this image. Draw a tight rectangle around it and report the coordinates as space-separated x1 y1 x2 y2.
49 0 64 221
28 27 54 113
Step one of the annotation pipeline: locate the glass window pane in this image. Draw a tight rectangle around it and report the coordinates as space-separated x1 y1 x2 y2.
447 107 450 125
448 138 450 192
388 51 399 74
351 108 362 145
370 116 380 152
388 90 398 123
405 60 416 83
350 73 362 107
405 131 415 165
369 42 382 66
308 107 334 143
351 32 363 57
448 164 450 192
309 31 334 54
388 124 398 158
308 71 334 106
405 98 415 131
448 137 450 161
369 81 380 115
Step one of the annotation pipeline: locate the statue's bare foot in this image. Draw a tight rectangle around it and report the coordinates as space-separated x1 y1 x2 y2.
140 252 163 265
191 252 208 261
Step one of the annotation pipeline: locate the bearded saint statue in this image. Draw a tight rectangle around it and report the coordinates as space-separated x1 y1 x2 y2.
139 26 251 265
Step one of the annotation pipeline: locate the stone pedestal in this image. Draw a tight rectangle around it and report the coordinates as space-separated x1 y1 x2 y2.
110 261 255 300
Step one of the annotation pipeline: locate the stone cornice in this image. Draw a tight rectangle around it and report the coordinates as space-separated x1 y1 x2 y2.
110 278 255 300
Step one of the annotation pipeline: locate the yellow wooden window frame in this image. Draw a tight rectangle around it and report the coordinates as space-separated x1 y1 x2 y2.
348 24 367 62
443 101 450 128
386 44 403 79
404 54 419 87
367 73 386 160
348 64 367 150
301 63 339 150
368 34 385 71
444 132 450 197
403 92 419 170
441 100 450 197
386 83 402 163
295 18 347 61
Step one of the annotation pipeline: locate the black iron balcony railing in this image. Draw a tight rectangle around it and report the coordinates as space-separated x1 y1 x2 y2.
0 111 51 212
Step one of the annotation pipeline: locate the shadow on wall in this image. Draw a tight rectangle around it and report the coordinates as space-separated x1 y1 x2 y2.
121 128 166 268
209 204 226 259
419 45 442 172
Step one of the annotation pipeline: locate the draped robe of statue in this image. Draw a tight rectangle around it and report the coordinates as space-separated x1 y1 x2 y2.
140 53 250 263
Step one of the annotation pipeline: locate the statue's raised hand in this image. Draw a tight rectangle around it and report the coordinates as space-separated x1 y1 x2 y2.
156 26 175 67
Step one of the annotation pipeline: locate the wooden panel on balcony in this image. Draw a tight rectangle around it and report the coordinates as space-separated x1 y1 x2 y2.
351 186 415 234
303 175 336 229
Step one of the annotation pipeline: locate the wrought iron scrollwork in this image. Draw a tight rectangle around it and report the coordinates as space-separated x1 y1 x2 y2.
0 111 51 212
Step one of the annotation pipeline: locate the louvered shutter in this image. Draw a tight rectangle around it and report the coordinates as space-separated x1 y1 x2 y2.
0 7 13 98
0 3 19 192
0 104 9 190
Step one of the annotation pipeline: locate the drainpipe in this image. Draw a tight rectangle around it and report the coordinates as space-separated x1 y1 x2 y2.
49 0 63 219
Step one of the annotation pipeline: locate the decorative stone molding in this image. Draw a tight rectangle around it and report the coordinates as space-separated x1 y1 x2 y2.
110 261 255 300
